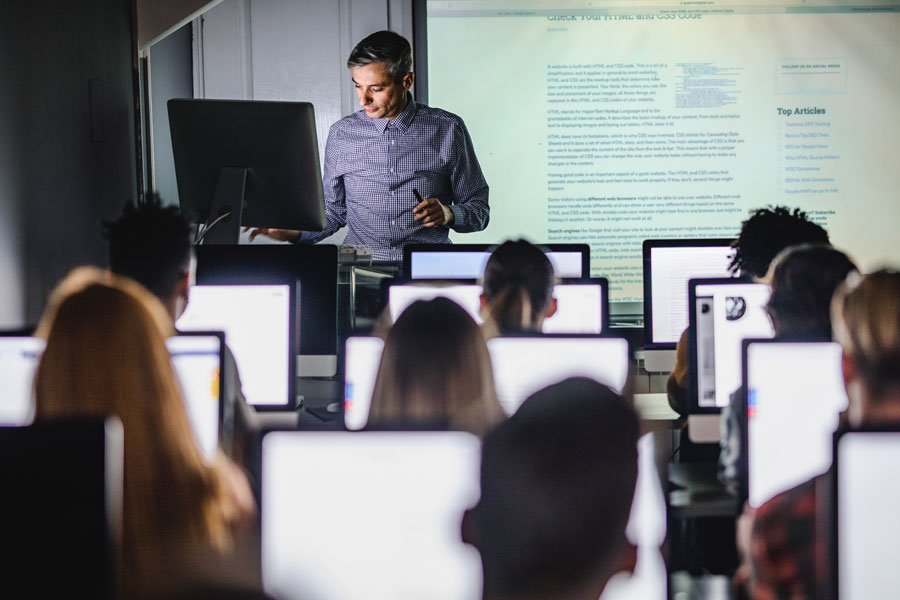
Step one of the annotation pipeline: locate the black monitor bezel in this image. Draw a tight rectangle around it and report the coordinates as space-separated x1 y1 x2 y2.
642 238 735 350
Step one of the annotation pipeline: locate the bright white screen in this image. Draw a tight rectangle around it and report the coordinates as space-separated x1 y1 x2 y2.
747 342 846 508
600 433 668 600
487 337 630 414
0 337 44 426
649 245 734 343
177 285 290 406
838 432 900 599
343 336 384 431
390 282 605 333
167 335 221 460
426 2 900 302
409 250 584 279
694 282 773 408
262 432 482 600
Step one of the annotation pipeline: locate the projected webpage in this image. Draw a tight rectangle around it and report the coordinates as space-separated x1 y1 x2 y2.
167 335 222 460
746 342 847 508
409 250 585 279
177 285 290 407
389 282 605 333
0 337 44 426
426 2 900 301
693 282 773 408
649 245 734 344
487 336 630 415
837 432 900 599
262 432 482 600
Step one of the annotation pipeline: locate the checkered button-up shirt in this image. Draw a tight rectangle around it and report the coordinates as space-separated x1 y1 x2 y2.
299 95 490 260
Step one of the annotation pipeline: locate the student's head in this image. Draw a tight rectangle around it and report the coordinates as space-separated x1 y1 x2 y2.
368 297 503 437
765 244 857 340
34 267 239 590
832 270 900 427
465 377 639 600
481 239 557 334
729 206 830 280
347 30 413 119
103 199 195 321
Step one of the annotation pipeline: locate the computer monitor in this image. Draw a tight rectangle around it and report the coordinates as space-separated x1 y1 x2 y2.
688 279 774 413
0 418 123 598
168 99 326 244
343 336 384 432
642 239 735 372
0 336 44 426
601 433 668 600
743 340 847 508
194 244 338 377
261 431 482 600
386 278 609 334
166 332 225 460
833 429 900 599
177 284 292 408
403 243 590 279
487 335 631 415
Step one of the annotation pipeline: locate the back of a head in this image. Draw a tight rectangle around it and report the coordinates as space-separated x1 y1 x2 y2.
766 244 857 340
346 30 412 81
103 199 194 304
832 270 900 397
729 206 830 279
482 239 555 334
369 297 503 436
33 268 235 592
473 377 639 599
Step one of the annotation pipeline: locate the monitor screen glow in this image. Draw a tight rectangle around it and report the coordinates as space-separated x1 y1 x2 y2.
0 337 44 426
409 250 584 279
487 337 630 415
177 285 291 406
747 342 847 508
837 432 900 599
343 337 385 431
694 282 773 409
167 335 222 460
389 282 605 334
650 246 734 344
262 431 482 600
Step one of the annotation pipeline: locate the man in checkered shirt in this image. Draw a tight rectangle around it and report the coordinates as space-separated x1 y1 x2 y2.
250 30 490 260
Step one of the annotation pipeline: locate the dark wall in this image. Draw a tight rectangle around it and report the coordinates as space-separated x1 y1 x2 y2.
0 0 138 326
150 22 193 208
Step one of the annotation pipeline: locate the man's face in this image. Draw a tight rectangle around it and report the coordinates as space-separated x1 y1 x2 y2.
352 62 413 120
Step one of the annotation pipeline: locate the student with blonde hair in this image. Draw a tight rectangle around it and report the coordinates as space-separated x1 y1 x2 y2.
33 267 255 599
368 297 504 436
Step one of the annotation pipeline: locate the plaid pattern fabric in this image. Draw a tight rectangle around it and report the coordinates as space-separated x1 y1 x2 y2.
299 96 490 260
749 475 827 599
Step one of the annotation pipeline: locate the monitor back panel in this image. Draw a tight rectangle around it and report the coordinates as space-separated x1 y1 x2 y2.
745 341 846 508
643 239 735 349
262 431 482 600
688 279 773 414
487 336 630 415
834 430 900 599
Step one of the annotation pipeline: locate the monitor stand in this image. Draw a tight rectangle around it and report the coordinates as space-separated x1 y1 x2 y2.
688 414 722 443
200 167 248 245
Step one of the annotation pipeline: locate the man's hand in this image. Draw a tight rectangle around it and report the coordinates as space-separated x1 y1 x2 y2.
243 227 301 243
413 196 454 228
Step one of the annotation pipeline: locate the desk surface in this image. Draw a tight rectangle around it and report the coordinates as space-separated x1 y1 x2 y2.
634 393 680 421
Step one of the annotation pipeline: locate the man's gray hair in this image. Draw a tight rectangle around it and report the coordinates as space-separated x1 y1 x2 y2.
347 30 412 82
